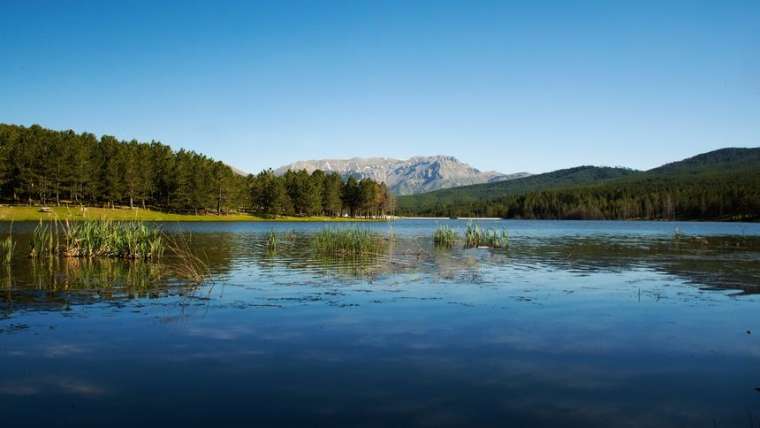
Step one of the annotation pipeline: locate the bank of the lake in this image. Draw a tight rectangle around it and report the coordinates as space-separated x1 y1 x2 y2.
0 206 383 222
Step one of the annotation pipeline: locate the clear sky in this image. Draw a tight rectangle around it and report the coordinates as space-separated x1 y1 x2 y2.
1 1 758 174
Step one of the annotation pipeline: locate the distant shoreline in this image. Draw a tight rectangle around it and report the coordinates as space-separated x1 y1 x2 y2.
397 216 503 220
1 206 754 223
0 206 383 222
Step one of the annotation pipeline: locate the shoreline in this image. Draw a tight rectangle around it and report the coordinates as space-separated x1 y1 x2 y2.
0 206 386 222
0 206 755 223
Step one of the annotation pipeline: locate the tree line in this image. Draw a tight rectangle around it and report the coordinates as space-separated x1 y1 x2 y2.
0 124 394 217
397 174 760 221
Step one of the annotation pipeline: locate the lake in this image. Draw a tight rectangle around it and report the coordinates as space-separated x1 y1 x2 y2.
2 219 760 427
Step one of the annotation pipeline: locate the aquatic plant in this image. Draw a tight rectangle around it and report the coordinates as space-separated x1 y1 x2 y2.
464 223 508 249
29 220 56 259
433 225 458 248
29 219 164 259
60 220 164 259
0 233 15 265
166 233 209 284
265 230 278 252
311 227 388 256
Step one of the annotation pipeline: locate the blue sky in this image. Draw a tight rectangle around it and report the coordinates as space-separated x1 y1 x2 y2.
1 1 758 174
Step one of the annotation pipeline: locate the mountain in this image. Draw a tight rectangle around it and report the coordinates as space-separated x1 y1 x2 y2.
275 156 530 195
397 147 760 220
398 165 637 210
647 147 760 176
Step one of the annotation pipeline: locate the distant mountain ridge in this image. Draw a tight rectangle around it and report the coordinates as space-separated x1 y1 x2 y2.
399 165 638 207
275 156 530 195
397 147 760 220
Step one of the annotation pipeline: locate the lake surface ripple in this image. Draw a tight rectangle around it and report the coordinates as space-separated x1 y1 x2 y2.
2 220 760 427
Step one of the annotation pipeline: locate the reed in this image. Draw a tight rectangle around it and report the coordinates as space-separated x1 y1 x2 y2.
464 223 508 249
265 230 278 252
29 221 56 259
312 227 388 256
0 235 14 265
30 219 165 259
433 225 458 248
61 220 164 259
166 233 209 284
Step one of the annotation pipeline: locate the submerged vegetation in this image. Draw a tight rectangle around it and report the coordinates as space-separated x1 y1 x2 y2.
433 225 458 248
312 227 389 257
464 223 508 249
29 220 164 259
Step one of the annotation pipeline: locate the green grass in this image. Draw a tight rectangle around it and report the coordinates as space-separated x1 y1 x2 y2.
312 227 389 257
0 206 382 222
464 223 508 249
433 225 458 248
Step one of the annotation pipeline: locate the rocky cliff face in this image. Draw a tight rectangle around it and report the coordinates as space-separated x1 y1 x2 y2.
275 156 530 195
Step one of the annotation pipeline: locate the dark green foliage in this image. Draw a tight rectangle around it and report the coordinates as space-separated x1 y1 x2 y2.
0 124 251 213
249 168 393 217
398 148 760 221
0 123 395 217
322 172 343 216
398 166 637 214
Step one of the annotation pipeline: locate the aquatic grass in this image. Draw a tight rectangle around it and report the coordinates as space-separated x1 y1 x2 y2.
60 220 164 259
265 230 278 252
464 223 508 249
0 234 15 265
433 225 458 248
29 219 165 259
166 233 210 284
312 227 388 257
29 220 56 259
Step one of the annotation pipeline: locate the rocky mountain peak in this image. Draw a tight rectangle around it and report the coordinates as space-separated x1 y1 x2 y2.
275 156 530 195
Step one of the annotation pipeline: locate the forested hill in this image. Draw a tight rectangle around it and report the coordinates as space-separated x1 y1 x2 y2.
397 148 760 221
0 124 394 217
398 166 637 209
648 148 760 175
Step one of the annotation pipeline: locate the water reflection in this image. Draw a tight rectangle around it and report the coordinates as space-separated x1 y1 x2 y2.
1 227 759 307
2 221 760 427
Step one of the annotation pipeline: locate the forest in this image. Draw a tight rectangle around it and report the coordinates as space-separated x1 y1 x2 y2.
397 149 760 221
0 124 394 217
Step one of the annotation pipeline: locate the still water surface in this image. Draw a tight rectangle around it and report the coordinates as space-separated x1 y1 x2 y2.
2 220 760 427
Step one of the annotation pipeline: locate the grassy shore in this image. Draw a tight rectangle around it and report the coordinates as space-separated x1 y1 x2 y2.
0 206 380 222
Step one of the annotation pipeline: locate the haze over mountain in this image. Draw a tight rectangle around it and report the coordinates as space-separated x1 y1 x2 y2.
275 156 530 195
